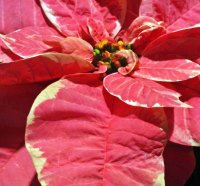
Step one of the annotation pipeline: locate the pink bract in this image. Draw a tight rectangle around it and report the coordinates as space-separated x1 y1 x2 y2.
26 75 167 185
0 82 50 185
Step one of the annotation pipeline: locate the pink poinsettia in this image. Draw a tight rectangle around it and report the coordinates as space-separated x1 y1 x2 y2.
1 0 200 185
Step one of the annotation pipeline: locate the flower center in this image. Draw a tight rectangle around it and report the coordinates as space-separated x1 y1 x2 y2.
92 39 132 74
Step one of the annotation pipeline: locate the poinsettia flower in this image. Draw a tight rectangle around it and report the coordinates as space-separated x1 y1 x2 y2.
1 0 200 185
1 13 200 108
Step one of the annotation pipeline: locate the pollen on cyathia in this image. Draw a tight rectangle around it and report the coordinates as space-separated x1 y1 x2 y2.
92 39 133 74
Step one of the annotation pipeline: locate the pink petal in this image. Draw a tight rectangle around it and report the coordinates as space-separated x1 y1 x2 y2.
115 50 139 75
0 38 21 63
166 98 200 146
133 57 200 82
0 49 12 63
64 68 108 83
140 0 200 31
26 76 166 186
103 73 189 107
0 47 19 63
0 27 63 58
39 0 121 39
143 27 200 63
0 147 37 186
0 0 49 34
59 37 93 61
175 76 200 101
87 18 110 42
97 0 127 25
122 0 141 28
0 53 95 85
119 16 166 54
0 83 47 185
163 142 195 185
0 83 49 145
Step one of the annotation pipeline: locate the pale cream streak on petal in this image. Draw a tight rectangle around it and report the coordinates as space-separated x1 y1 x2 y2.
40 0 80 36
26 80 64 186
182 109 200 146
171 108 200 146
27 80 64 126
112 20 121 37
154 173 165 186
134 59 200 82
128 88 189 107
104 74 191 108
189 139 200 146
25 144 47 186
40 1 60 31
